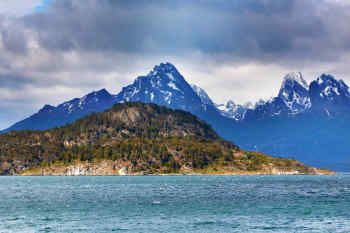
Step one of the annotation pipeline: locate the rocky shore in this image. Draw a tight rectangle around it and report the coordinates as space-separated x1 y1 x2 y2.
20 160 335 176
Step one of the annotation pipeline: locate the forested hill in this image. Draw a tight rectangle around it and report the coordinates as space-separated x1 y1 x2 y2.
0 102 332 175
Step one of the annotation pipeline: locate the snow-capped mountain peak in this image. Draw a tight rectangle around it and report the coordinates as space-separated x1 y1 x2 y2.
115 62 203 113
313 74 350 99
217 100 247 121
242 73 311 121
132 63 184 94
282 72 308 90
278 72 311 114
308 74 350 116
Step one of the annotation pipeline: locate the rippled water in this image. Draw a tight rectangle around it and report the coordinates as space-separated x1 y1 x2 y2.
1 174 350 232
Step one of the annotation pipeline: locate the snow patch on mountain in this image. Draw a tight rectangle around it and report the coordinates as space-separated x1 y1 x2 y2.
314 74 350 100
217 100 248 121
168 82 181 92
56 89 114 115
282 72 309 90
191 84 215 106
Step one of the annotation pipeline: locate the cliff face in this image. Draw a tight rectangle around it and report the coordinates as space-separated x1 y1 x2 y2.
21 160 132 176
0 102 334 176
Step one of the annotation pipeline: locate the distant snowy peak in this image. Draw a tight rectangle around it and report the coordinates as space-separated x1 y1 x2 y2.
217 100 247 121
309 74 350 115
242 72 311 120
191 84 215 106
217 99 273 121
217 100 238 113
246 72 350 120
278 72 311 114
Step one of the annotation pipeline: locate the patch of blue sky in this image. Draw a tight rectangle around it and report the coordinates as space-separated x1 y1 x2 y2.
35 0 53 12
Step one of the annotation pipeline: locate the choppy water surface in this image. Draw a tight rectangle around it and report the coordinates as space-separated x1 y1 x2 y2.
1 174 350 232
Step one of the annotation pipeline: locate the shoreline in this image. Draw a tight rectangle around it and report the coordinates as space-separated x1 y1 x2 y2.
11 159 336 176
15 171 336 177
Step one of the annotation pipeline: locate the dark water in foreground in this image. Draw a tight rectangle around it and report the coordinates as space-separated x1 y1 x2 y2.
1 175 350 233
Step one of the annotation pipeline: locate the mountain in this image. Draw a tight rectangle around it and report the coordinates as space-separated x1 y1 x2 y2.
2 62 234 140
115 63 203 113
309 74 350 116
0 102 330 175
278 72 311 114
230 73 350 171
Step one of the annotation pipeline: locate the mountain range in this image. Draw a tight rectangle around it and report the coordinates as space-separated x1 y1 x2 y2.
2 62 350 171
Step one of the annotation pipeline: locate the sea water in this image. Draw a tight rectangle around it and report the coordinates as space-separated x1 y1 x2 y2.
1 174 350 233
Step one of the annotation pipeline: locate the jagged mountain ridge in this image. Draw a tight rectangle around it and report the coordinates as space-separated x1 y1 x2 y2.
2 63 231 138
227 72 312 121
220 72 350 121
3 89 116 132
309 74 350 116
216 100 248 121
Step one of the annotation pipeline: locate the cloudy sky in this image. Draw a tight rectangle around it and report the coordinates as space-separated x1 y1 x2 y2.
1 0 350 129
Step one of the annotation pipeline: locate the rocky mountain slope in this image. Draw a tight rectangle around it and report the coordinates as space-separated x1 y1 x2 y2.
0 102 331 175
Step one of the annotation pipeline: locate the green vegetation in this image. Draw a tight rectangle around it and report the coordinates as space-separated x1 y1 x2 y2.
0 102 325 175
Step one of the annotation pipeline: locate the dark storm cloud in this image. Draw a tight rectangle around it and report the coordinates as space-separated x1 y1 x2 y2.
13 0 348 64
0 73 34 88
1 25 28 54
